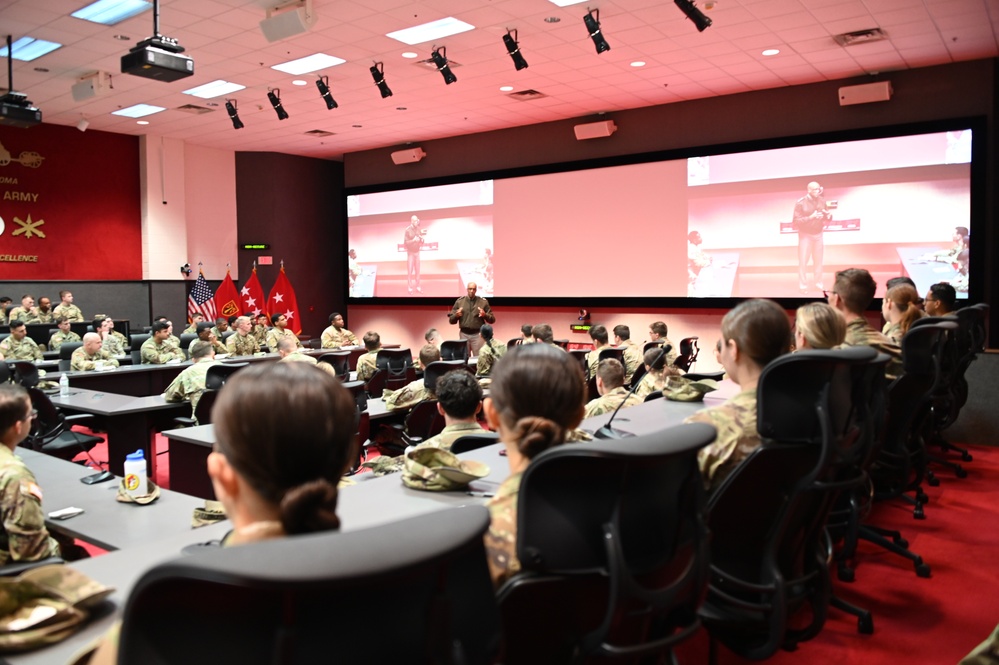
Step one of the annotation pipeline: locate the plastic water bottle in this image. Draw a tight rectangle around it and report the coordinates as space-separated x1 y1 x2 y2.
124 450 147 498
59 373 69 397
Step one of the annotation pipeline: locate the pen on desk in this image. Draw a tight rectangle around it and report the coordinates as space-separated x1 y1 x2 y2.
466 490 494 498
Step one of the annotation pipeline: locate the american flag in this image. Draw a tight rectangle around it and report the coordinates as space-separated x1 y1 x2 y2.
187 271 218 323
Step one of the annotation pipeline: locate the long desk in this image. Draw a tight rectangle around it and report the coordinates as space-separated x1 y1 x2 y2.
897 246 962 296
50 388 189 476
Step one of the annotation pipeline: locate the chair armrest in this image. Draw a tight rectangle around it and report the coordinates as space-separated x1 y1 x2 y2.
64 413 95 425
0 557 65 577
173 416 197 428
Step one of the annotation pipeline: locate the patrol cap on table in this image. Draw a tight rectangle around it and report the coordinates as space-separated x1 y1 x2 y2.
402 448 490 492
665 377 719 402
115 478 161 505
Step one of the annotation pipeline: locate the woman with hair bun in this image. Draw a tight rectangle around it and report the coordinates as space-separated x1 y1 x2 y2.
881 283 924 345
209 361 358 543
475 323 506 377
482 343 587 585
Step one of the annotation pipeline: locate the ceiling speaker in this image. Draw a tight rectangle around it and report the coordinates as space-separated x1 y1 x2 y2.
260 1 317 43
838 81 892 106
574 119 617 140
391 147 426 165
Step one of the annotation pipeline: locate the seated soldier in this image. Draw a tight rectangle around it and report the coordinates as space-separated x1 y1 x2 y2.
8 295 38 325
0 297 10 325
425 328 441 348
183 313 205 335
383 344 441 412
48 316 81 352
252 313 270 345
226 316 260 356
71 333 120 371
93 316 126 357
648 320 679 367
0 321 43 362
34 297 55 325
212 317 229 339
635 347 681 399
189 322 227 357
163 341 219 414
356 331 382 383
265 313 300 352
612 324 643 384
925 282 957 317
520 324 534 344
475 324 506 377
531 323 562 349
0 384 62 565
152 316 181 347
53 291 84 322
583 358 643 418
321 312 358 349
141 321 186 364
276 337 336 377
828 268 903 378
585 325 611 379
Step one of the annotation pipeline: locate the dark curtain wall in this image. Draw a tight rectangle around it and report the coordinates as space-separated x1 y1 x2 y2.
234 153 344 337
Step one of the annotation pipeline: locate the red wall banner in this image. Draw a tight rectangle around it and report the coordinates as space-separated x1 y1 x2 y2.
0 123 142 279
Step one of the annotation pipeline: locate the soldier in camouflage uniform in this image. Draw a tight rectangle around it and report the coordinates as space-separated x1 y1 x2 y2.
648 321 679 368
384 345 441 411
7 296 38 325
226 316 260 356
276 338 336 377
252 313 270 346
0 322 43 362
583 358 643 418
182 313 204 335
321 312 358 349
93 316 126 357
163 341 219 415
190 322 227 357
483 343 586 586
47 317 81 353
829 268 903 379
585 325 612 380
356 331 382 383
612 325 643 384
71 333 120 371
635 347 682 399
141 321 185 364
475 324 506 377
34 297 55 325
0 384 62 565
685 298 791 492
265 313 300 352
52 291 84 322
0 297 10 325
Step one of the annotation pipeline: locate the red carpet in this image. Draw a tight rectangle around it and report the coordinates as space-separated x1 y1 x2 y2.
676 442 999 664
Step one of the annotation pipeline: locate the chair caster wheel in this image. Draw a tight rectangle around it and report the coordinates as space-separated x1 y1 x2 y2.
858 614 874 634
962 453 973 462
893 537 909 548
955 467 968 479
838 567 855 583
927 475 940 487
914 507 926 520
915 563 931 578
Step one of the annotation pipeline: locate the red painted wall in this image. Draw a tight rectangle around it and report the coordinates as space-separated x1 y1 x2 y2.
0 123 141 279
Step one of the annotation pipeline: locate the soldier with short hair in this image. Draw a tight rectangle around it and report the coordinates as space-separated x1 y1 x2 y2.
583 358 642 418
226 316 260 357
163 341 219 416
0 322 42 362
276 338 336 377
34 297 55 325
612 325 642 384
356 331 382 383
71 333 119 371
7 296 38 325
384 345 441 412
53 291 84 322
265 313 300 352
321 312 358 349
141 321 186 364
48 317 81 352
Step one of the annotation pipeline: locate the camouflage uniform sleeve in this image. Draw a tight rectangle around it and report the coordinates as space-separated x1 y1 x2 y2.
583 395 610 419
71 348 95 371
345 330 358 345
356 354 376 382
0 338 12 356
320 327 337 348
686 392 758 491
162 372 188 403
102 350 119 368
384 381 427 411
484 473 522 587
476 345 493 376
586 350 600 379
0 463 61 564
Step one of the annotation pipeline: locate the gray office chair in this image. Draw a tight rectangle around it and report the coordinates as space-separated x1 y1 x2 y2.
118 506 500 665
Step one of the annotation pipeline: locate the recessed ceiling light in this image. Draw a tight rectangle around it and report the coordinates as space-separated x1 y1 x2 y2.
291 79 308 86
113 34 130 41
386 17 475 45
271 53 346 75
762 48 780 56
401 51 419 59
112 103 165 118
136 120 149 125
396 107 407 111
33 67 49 73
352 124 362 128
547 0 588 6
630 61 646 67
182 79 246 98
72 0 151 25
544 16 561 24
0 37 63 61
499 85 514 92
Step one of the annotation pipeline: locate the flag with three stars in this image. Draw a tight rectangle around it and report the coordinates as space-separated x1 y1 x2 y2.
187 270 218 323
266 265 302 335
241 266 266 318
214 268 242 318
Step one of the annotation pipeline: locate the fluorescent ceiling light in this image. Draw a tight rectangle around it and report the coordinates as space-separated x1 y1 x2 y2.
182 80 246 98
272 53 346 75
547 0 588 6
72 0 152 25
0 37 63 61
386 17 475 45
112 103 166 118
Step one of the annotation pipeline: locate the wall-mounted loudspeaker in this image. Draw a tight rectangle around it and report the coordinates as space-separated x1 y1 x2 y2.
260 0 317 43
574 119 617 140
838 81 893 106
71 71 111 102
391 147 426 165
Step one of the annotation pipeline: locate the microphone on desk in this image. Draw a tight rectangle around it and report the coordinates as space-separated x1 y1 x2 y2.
593 345 670 440
67 421 115 485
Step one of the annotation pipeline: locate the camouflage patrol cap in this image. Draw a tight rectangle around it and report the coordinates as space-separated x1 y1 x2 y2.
402 448 490 492
665 377 719 402
191 500 226 528
115 478 161 505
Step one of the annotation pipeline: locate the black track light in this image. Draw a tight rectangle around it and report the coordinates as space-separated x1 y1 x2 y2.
674 0 712 32
584 9 610 54
430 46 457 85
316 75 337 110
267 89 289 120
370 62 392 98
503 30 528 71
224 99 243 129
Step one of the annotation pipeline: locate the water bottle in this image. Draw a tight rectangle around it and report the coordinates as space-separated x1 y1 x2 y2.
124 450 147 498
59 373 69 397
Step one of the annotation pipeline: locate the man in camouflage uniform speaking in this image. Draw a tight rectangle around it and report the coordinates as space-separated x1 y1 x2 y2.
0 384 61 565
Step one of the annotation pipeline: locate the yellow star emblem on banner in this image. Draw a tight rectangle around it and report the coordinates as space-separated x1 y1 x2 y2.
12 215 45 239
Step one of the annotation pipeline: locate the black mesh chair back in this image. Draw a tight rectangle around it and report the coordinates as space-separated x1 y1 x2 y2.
118 507 500 665
317 351 351 380
440 339 469 361
11 362 39 388
0 362 10 384
675 337 699 372
506 337 522 350
422 360 465 395
375 348 413 375
385 366 417 392
25 387 103 461
682 370 725 382
178 333 198 359
568 349 589 376
402 400 446 446
58 342 84 372
221 330 235 342
449 432 499 455
205 362 249 391
643 341 661 355
365 368 388 396
643 390 663 402
597 347 625 366
553 339 569 349
341 380 369 413
498 423 714 663
130 334 150 365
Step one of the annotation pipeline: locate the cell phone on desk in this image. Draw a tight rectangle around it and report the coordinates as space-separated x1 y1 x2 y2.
49 507 84 520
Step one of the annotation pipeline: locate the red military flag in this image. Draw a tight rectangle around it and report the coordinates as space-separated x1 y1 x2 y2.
187 268 218 323
267 264 302 334
241 265 267 318
214 267 242 319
